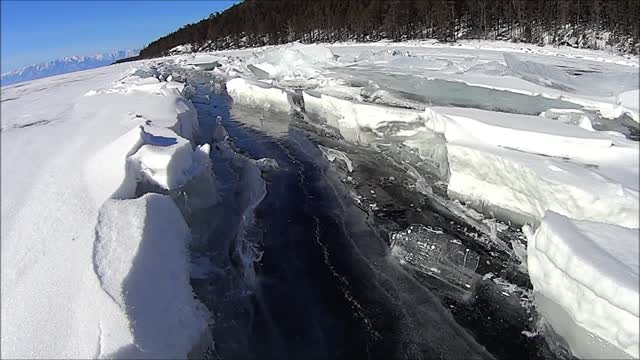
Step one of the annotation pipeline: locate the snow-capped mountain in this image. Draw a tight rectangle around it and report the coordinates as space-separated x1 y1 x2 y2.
1 49 139 86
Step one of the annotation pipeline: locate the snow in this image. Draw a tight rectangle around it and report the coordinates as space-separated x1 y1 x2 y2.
527 211 639 359
1 62 210 358
403 105 639 228
94 193 209 358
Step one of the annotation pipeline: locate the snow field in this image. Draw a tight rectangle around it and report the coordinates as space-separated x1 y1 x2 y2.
1 63 212 358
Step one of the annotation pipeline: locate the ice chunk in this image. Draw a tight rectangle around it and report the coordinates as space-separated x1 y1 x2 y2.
129 126 207 191
249 43 335 81
527 211 639 359
406 163 432 195
94 193 210 358
85 126 146 204
303 92 425 143
539 108 595 131
252 158 279 171
618 90 639 123
424 106 613 160
447 143 639 228
390 224 480 292
226 78 294 113
318 145 353 173
504 53 577 92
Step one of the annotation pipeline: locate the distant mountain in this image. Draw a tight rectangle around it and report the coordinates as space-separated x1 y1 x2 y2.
1 49 139 86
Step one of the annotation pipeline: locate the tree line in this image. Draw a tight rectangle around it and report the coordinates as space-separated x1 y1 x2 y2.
139 0 639 58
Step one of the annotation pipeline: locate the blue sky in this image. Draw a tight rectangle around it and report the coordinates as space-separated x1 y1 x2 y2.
1 1 237 73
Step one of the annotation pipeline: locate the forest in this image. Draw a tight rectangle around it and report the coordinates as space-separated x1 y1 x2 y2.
139 0 640 58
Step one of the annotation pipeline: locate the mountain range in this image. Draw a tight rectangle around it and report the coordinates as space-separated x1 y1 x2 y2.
1 49 139 86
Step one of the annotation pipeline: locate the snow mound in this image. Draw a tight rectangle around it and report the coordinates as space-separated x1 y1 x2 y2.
226 78 295 112
94 193 209 358
527 211 639 359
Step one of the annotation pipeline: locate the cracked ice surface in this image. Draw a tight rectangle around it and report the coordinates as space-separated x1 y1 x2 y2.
204 41 638 358
1 40 638 359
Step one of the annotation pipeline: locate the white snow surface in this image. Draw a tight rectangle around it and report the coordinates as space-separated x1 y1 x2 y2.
94 193 209 358
527 211 639 358
1 62 210 358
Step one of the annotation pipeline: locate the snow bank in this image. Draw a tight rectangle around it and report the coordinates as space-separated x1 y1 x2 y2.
2 63 213 358
527 211 639 359
94 193 210 358
87 68 200 140
226 77 295 112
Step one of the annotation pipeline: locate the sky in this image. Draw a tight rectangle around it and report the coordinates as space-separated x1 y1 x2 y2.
1 1 237 73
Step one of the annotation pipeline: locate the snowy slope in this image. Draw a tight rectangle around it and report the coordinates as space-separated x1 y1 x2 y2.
1 49 139 86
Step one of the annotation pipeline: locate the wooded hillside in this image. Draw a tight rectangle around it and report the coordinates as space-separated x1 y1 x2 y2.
140 0 640 58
